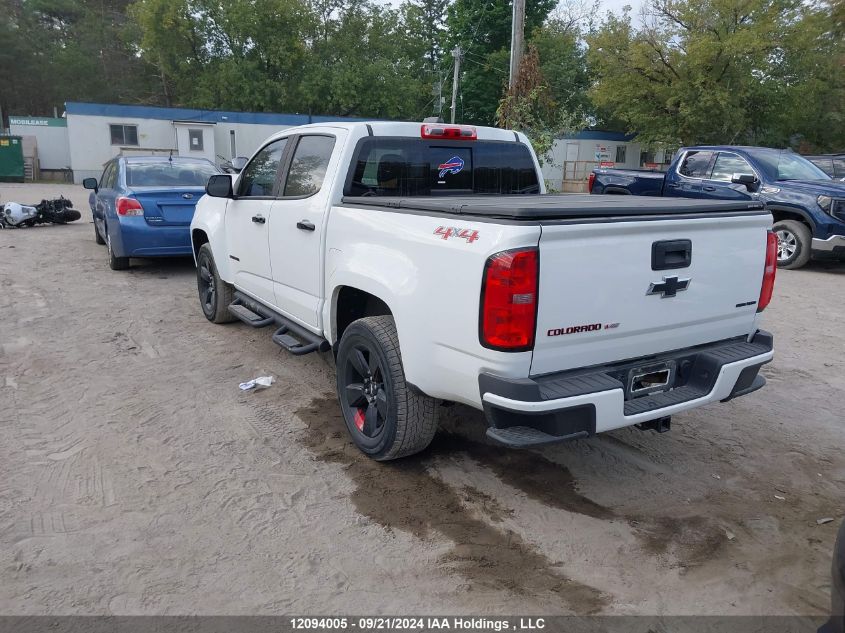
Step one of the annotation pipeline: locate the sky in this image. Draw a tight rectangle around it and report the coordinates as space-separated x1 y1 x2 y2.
598 0 644 17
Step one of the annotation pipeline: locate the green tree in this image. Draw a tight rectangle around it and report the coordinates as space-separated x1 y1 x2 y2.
298 0 431 118
586 0 845 150
0 0 160 119
445 0 557 125
497 44 586 164
402 0 449 74
131 0 432 119
531 14 592 121
131 0 313 112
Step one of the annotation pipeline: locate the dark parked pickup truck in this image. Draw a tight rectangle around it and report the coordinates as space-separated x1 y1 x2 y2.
590 146 845 269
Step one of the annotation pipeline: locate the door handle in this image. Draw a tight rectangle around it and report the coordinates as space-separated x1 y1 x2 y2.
703 186 716 191
296 220 315 232
251 215 265 224
666 183 679 188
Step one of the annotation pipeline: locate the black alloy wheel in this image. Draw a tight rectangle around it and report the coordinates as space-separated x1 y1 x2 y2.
340 343 389 443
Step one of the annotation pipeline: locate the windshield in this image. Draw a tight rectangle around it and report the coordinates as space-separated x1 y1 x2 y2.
747 150 831 182
345 138 540 196
127 162 219 187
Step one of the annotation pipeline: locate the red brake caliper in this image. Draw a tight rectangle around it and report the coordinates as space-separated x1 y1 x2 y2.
354 408 366 432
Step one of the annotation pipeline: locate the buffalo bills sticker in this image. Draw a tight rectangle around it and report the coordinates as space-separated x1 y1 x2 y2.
438 155 464 180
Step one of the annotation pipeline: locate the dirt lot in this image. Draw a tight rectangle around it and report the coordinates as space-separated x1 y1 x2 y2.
1 182 844 616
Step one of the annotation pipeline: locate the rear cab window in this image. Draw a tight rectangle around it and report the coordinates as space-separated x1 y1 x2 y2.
344 138 540 197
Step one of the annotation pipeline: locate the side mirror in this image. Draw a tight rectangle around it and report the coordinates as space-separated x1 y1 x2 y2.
731 173 758 190
206 174 234 198
82 178 99 192
230 157 249 173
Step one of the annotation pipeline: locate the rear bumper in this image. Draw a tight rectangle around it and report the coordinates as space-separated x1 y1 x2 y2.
479 330 773 447
111 219 192 257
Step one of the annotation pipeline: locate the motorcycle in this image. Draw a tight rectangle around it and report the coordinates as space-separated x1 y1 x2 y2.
0 197 82 228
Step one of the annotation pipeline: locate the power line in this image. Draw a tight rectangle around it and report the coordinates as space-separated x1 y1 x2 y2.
461 0 495 58
462 54 508 75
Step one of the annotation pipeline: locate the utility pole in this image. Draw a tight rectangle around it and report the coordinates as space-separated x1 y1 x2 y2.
433 66 443 120
509 0 525 89
450 45 462 124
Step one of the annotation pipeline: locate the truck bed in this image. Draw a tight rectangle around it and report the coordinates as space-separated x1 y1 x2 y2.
341 195 765 220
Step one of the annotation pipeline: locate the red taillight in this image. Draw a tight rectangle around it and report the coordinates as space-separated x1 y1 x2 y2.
116 197 144 216
480 248 538 351
588 172 596 193
421 124 477 140
757 231 777 312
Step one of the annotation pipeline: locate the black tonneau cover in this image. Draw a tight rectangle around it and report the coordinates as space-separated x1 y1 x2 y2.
341 194 766 220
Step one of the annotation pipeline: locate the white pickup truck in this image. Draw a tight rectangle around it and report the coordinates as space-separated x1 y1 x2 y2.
190 121 777 460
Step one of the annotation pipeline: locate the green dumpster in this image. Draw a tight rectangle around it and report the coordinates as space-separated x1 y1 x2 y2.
0 136 25 183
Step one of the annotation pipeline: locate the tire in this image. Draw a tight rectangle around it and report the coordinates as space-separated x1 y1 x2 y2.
773 219 812 269
106 231 130 270
196 243 235 323
94 221 105 244
60 209 82 223
336 315 438 461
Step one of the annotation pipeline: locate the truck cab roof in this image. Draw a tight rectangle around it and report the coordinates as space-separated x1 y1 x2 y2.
260 121 525 144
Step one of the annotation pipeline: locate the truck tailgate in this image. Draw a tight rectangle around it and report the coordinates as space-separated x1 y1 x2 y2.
531 212 771 375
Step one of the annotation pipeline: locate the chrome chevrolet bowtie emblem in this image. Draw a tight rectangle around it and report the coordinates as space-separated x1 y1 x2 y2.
647 276 691 298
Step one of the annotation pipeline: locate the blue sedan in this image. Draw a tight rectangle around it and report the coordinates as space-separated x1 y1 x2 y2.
83 156 220 270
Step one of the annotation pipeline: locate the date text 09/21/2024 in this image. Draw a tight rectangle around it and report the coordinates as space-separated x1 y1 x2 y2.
289 617 548 630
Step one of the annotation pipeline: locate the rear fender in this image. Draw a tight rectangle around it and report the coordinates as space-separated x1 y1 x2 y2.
190 197 230 279
324 206 538 405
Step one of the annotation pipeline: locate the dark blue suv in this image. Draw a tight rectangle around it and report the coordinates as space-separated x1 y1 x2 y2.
591 146 845 269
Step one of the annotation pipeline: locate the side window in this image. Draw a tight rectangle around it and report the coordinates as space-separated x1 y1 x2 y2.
832 158 845 179
101 162 117 189
710 153 753 182
238 138 288 197
99 164 111 189
678 150 714 178
283 135 336 197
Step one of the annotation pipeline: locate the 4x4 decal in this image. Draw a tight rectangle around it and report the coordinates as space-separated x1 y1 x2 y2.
434 226 479 243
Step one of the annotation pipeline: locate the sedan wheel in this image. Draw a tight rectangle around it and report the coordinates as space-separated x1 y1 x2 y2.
107 233 130 270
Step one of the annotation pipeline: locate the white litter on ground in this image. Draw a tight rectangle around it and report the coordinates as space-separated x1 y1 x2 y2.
238 376 275 391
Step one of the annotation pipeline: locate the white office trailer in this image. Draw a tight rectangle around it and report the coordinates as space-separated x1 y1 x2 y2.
61 102 366 184
9 116 72 179
541 131 675 192
11 102 667 188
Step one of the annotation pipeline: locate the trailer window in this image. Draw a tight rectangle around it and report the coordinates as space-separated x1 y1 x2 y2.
110 124 138 146
345 138 539 196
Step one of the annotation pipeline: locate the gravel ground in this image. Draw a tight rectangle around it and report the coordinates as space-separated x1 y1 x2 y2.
1 182 843 616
